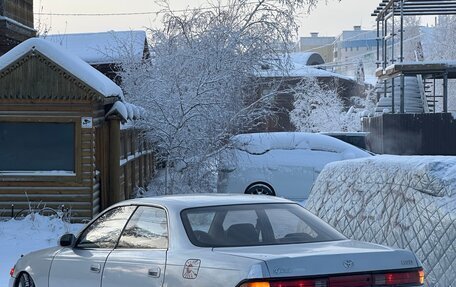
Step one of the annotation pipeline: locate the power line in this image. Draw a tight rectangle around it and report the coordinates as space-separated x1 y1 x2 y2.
34 2 259 17
314 32 426 69
300 29 379 54
35 11 162 16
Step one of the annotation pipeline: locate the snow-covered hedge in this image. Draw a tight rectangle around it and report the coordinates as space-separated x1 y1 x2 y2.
306 156 456 287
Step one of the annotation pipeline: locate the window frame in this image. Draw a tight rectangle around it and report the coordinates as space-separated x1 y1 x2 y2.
0 116 82 182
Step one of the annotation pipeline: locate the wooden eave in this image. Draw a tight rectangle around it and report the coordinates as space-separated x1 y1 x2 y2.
0 50 119 103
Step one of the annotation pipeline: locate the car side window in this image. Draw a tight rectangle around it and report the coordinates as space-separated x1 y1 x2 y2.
117 206 168 249
76 206 136 248
76 206 136 249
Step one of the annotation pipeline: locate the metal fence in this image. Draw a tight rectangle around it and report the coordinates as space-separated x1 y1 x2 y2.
363 113 456 155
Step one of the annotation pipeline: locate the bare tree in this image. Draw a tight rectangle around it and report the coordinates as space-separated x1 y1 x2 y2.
121 0 323 194
402 16 422 62
420 16 456 111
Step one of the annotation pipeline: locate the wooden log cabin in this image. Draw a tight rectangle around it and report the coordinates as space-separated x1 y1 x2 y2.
0 38 154 221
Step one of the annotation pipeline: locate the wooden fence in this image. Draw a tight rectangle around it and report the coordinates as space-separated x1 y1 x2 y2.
119 129 155 202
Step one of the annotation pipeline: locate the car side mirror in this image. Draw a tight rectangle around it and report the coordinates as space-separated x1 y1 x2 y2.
59 233 76 247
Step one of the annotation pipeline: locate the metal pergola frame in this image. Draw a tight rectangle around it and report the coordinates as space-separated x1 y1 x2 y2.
372 0 456 113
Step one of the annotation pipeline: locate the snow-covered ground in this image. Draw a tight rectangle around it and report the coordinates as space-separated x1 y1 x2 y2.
0 215 83 287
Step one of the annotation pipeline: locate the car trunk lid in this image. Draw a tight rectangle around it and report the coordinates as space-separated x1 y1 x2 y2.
213 240 419 277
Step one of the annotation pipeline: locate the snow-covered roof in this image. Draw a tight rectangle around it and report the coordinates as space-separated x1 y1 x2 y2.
0 38 123 98
258 64 354 80
289 52 325 66
44 30 147 65
106 101 144 123
257 53 354 81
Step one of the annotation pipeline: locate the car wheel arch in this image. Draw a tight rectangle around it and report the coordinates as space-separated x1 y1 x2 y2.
14 271 35 287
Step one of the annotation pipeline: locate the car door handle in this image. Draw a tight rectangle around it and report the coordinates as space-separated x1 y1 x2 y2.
90 264 101 273
148 267 161 278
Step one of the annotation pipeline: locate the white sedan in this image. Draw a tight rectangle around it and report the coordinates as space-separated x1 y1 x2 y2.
10 194 424 287
218 132 371 201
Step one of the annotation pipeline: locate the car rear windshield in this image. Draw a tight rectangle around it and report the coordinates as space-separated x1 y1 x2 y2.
181 203 346 247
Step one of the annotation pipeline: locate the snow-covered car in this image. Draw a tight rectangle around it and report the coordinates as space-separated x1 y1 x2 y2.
10 194 424 287
306 156 456 286
217 132 371 201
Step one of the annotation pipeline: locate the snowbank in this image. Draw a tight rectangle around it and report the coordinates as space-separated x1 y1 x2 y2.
306 155 456 286
0 215 83 287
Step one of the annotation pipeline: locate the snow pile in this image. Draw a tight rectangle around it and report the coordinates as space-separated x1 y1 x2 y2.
0 215 83 287
106 101 142 122
306 156 456 286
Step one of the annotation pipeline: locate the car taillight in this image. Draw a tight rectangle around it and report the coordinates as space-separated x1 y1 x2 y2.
329 275 371 287
240 283 271 287
241 280 328 287
374 269 425 285
9 267 14 277
239 268 424 287
270 279 328 287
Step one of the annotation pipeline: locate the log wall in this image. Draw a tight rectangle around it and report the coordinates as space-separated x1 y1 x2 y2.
0 100 99 221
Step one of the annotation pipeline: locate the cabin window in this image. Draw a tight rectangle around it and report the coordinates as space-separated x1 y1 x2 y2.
0 122 75 174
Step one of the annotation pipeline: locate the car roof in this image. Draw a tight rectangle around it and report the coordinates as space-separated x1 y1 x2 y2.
116 193 294 211
231 132 370 157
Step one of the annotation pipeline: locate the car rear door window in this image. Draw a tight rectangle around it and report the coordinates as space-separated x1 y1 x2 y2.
76 206 136 249
117 206 168 249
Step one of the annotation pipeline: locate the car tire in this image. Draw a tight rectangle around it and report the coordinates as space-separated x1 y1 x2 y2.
245 183 275 196
17 273 35 287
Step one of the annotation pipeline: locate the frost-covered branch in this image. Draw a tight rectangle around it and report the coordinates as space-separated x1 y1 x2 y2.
120 0 326 193
290 77 362 132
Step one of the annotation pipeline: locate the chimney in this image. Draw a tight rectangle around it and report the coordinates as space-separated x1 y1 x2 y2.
353 26 362 31
310 32 319 38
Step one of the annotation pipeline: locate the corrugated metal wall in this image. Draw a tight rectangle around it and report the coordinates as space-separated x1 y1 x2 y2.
363 113 456 155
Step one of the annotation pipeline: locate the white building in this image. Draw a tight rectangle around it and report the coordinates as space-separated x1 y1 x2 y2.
333 26 377 80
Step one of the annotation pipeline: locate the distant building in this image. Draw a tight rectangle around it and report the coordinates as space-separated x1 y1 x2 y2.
333 26 377 78
256 52 362 131
0 0 36 55
298 32 335 63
